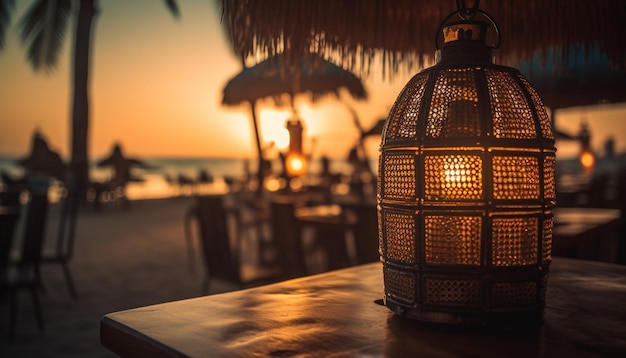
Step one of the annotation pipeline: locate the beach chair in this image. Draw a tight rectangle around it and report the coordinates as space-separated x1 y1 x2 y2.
40 184 80 299
187 195 283 295
2 189 49 341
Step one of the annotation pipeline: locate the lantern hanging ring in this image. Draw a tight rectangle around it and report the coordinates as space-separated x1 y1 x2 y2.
456 0 480 20
435 3 501 50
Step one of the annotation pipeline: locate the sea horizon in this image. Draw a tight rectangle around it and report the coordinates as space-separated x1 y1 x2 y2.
2 153 625 202
0 154 359 201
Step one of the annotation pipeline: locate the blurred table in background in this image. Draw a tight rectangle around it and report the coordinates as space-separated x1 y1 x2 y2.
553 207 622 263
295 204 356 270
101 257 626 357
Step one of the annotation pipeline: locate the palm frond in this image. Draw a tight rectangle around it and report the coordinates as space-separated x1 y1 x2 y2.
164 0 180 19
19 0 72 72
0 0 16 49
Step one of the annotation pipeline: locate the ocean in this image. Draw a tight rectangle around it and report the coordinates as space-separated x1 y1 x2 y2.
1 153 624 202
0 155 358 201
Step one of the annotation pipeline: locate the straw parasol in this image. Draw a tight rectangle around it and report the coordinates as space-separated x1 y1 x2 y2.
222 52 367 107
518 45 626 110
221 0 626 79
97 143 147 185
221 52 367 193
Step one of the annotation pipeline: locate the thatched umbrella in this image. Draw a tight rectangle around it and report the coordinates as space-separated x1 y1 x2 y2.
97 143 148 185
221 0 625 79
221 52 367 193
519 45 626 111
223 52 367 106
516 44 626 140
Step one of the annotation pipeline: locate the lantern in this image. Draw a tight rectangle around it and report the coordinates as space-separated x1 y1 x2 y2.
378 3 556 327
285 118 308 177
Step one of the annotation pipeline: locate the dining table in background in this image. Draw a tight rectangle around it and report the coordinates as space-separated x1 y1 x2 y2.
552 207 622 263
294 203 357 270
101 256 626 357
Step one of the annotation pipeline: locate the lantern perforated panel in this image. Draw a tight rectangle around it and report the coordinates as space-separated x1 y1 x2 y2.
378 20 555 326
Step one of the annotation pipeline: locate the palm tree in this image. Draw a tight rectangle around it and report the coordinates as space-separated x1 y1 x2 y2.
0 0 179 200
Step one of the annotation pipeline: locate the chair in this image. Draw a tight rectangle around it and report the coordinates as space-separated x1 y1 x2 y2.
2 189 49 341
234 192 274 266
585 174 609 207
40 185 80 298
269 197 309 277
1 190 22 272
346 204 381 265
187 195 283 295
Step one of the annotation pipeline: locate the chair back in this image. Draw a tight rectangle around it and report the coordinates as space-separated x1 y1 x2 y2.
54 185 80 260
270 197 307 277
19 190 49 266
349 204 381 264
195 195 240 283
0 190 22 271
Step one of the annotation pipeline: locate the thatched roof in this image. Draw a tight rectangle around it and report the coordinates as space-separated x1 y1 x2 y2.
221 0 626 79
222 52 367 106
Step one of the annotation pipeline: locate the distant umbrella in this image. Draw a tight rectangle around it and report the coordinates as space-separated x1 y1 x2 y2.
221 52 367 194
222 52 367 107
97 144 145 168
17 131 66 181
518 45 626 111
97 144 147 184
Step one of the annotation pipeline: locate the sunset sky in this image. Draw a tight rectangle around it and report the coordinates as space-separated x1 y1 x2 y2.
1 0 624 161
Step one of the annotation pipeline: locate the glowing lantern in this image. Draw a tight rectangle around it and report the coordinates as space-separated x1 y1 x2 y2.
285 152 308 177
285 118 308 177
378 3 556 327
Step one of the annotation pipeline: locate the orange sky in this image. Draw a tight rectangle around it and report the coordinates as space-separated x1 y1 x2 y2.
1 0 624 161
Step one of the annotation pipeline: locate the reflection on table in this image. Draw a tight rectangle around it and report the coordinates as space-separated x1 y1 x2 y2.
101 257 626 357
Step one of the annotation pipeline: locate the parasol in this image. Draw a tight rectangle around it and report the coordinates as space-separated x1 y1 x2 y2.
518 45 626 111
97 144 148 184
221 0 625 79
222 52 367 106
17 131 66 181
221 52 367 193
516 45 626 140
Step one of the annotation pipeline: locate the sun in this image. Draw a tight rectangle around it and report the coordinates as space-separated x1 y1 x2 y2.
259 108 292 150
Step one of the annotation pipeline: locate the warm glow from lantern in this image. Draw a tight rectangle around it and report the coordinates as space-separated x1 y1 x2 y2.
580 150 594 170
444 163 470 184
377 4 555 327
285 153 308 177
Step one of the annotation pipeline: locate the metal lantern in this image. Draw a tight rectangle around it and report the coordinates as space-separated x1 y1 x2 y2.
378 4 556 327
285 118 308 177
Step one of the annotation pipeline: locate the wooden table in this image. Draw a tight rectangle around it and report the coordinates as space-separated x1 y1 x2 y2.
553 207 622 262
101 257 626 357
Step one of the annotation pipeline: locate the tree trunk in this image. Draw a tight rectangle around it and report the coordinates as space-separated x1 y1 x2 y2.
71 0 97 201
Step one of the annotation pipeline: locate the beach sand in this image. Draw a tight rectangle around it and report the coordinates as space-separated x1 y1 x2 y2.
1 196 242 357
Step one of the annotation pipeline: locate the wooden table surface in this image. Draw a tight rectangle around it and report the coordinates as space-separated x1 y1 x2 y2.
101 257 626 358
